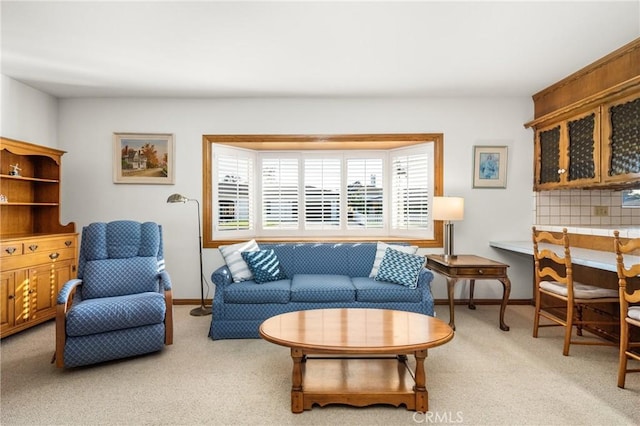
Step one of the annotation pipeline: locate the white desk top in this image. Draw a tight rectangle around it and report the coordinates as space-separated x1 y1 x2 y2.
489 240 640 273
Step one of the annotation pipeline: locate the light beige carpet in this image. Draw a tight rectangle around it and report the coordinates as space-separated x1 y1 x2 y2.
1 304 638 425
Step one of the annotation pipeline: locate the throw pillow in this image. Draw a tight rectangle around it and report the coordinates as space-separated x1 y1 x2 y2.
375 247 425 289
369 241 418 277
241 249 288 284
219 239 260 282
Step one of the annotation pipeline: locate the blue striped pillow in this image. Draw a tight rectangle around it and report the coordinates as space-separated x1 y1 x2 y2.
374 247 424 288
241 249 288 284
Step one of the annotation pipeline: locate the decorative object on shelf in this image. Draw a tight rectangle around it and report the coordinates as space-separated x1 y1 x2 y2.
113 133 174 184
166 193 212 316
0 194 7 203
473 145 508 188
432 196 464 260
8 163 21 176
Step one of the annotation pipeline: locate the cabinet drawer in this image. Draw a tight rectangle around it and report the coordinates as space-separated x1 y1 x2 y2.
22 237 76 254
452 267 505 277
2 247 76 271
0 242 23 258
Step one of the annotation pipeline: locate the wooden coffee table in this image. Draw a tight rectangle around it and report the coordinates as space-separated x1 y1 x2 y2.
259 308 454 413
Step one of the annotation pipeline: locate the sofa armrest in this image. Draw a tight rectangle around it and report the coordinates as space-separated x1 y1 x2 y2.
211 265 233 288
417 268 434 293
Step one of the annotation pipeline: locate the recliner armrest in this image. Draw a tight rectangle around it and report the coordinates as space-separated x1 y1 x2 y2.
57 279 83 305
159 270 172 291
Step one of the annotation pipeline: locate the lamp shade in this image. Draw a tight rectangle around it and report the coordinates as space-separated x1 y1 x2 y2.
432 196 464 221
167 193 189 203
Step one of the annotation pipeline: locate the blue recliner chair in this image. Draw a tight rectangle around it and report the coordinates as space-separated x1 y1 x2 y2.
55 220 173 368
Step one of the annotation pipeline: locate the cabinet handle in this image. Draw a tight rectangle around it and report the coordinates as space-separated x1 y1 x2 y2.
8 294 14 300
478 269 484 275
49 252 60 260
28 244 38 252
65 240 72 247
28 289 34 294
5 247 16 255
557 168 566 174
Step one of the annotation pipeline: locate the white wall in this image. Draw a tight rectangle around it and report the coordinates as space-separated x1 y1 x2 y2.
1 75 58 147
57 97 535 306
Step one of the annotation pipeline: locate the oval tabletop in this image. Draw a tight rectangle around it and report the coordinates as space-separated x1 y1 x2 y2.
259 308 454 353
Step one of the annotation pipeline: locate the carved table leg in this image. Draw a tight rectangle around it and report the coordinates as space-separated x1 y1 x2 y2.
468 279 476 310
413 349 429 412
291 348 304 413
498 276 511 331
447 277 457 331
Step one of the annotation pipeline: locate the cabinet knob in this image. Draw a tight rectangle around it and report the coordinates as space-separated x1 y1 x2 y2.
28 289 34 294
49 252 59 260
478 269 484 274
5 247 16 255
8 294 14 300
65 240 72 247
557 168 566 174
28 244 38 252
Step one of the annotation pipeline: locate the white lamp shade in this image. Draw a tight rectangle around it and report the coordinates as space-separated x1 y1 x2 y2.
432 196 464 221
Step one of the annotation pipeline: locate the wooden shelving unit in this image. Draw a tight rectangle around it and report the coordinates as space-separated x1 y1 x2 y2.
1 137 77 338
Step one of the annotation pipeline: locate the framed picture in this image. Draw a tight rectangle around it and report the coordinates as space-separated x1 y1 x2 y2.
473 145 507 188
113 133 175 184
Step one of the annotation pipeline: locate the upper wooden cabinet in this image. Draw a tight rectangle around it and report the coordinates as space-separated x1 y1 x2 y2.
526 38 640 190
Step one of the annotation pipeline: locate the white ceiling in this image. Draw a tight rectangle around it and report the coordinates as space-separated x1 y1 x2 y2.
1 1 639 99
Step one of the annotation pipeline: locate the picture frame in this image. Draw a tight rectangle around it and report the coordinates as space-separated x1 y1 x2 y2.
473 145 507 188
113 133 175 184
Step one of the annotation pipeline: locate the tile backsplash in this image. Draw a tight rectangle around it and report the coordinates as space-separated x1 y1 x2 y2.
534 189 640 226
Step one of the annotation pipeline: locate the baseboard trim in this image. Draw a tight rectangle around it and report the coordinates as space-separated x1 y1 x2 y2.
173 298 534 306
435 298 533 306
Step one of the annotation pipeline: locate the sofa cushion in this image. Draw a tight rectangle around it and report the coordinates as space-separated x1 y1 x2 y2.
66 292 166 337
369 242 418 277
352 277 422 303
224 280 291 304
375 248 425 289
219 239 260 282
290 274 356 302
241 249 288 284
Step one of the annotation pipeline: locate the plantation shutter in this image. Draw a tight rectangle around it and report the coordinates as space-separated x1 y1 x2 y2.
304 157 341 230
346 158 384 229
261 157 299 230
213 145 254 235
391 146 431 232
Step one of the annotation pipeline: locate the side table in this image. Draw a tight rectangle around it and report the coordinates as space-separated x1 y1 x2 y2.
425 254 511 331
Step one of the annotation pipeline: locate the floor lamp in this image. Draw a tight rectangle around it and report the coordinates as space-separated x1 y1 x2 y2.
432 196 465 261
166 193 212 316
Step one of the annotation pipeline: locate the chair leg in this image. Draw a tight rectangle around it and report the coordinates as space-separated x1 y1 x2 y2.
576 304 584 337
563 302 574 356
618 321 629 388
533 288 541 338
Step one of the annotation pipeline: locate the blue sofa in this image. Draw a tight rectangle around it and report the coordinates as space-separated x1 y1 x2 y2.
209 242 435 339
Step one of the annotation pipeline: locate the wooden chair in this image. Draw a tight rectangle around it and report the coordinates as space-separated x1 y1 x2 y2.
532 227 619 356
613 231 640 388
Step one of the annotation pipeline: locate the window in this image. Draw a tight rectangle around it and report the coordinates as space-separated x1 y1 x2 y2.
203 134 444 248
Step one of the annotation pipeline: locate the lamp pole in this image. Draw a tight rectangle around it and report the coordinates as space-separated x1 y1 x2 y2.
167 193 212 316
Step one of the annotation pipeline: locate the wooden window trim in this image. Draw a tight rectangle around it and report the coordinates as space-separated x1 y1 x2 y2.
202 133 444 248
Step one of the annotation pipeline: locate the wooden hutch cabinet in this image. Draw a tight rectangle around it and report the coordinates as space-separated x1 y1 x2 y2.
0 137 77 338
527 38 640 190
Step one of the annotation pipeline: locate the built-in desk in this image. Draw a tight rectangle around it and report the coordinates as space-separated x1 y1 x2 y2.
489 240 640 273
490 238 640 343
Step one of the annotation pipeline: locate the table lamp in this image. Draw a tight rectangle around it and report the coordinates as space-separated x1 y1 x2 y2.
167 193 212 316
432 196 464 260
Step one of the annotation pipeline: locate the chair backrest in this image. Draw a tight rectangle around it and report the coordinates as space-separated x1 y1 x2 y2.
532 227 574 295
613 231 640 308
78 220 164 299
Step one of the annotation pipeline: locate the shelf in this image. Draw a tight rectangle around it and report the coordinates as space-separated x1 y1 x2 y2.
0 174 59 183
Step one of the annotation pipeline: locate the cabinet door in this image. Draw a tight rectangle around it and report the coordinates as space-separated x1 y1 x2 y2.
602 92 640 185
564 108 600 187
0 270 17 334
535 124 563 190
28 260 74 320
